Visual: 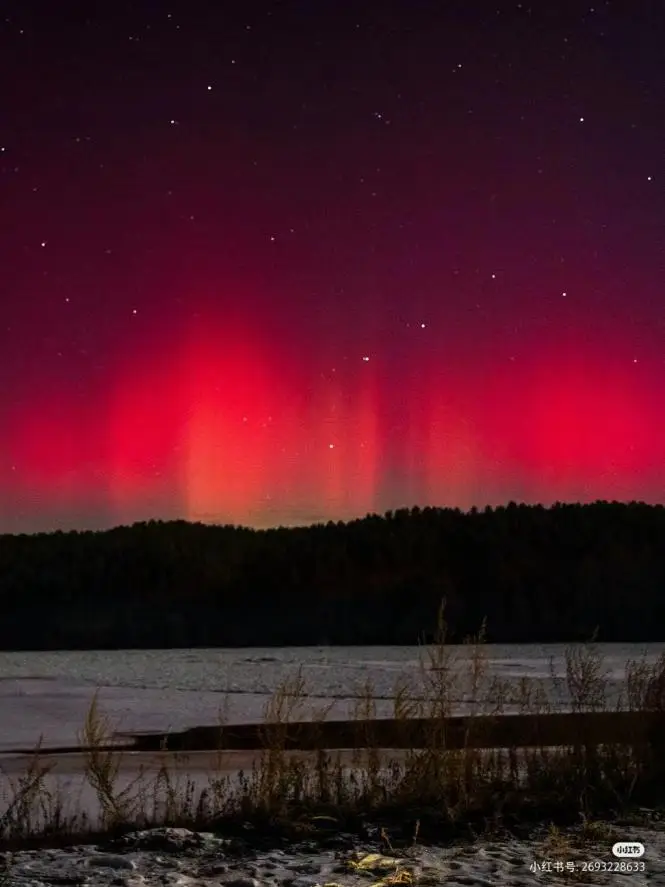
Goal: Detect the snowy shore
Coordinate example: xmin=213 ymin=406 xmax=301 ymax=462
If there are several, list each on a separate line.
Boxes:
xmin=3 ymin=823 xmax=665 ymax=887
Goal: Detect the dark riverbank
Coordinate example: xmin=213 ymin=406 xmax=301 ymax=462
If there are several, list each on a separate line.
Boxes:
xmin=1 ymin=500 xmax=664 ymax=650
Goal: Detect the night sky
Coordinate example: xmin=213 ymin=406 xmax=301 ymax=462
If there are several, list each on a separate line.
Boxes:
xmin=2 ymin=1 xmax=664 ymax=534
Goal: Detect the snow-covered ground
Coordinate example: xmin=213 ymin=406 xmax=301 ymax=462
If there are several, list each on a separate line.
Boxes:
xmin=3 ymin=823 xmax=665 ymax=886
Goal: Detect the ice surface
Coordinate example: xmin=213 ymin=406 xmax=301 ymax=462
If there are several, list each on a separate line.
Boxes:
xmin=1 ymin=642 xmax=663 ymax=752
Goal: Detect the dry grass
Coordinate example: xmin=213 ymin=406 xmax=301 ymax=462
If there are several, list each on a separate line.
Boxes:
xmin=1 ymin=605 xmax=665 ymax=851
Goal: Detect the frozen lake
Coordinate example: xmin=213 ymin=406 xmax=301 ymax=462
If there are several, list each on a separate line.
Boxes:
xmin=1 ymin=642 xmax=665 ymax=752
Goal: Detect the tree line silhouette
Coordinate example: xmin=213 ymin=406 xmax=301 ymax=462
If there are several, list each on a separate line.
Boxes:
xmin=0 ymin=500 xmax=663 ymax=650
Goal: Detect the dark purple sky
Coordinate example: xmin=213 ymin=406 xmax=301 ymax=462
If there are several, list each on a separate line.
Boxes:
xmin=2 ymin=1 xmax=665 ymax=533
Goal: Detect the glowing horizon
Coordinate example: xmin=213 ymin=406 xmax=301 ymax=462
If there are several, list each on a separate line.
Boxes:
xmin=3 ymin=307 xmax=665 ymax=536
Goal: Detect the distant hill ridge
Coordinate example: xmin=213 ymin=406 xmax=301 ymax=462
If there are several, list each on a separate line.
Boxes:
xmin=1 ymin=501 xmax=663 ymax=649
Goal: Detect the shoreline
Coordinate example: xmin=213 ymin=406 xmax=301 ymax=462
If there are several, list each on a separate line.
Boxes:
xmin=6 ymin=709 xmax=665 ymax=757
xmin=2 ymin=638 xmax=665 ymax=862
xmin=2 ymin=738 xmax=664 ymax=854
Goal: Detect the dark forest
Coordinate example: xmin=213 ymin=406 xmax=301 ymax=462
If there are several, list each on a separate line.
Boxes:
xmin=1 ymin=501 xmax=663 ymax=650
